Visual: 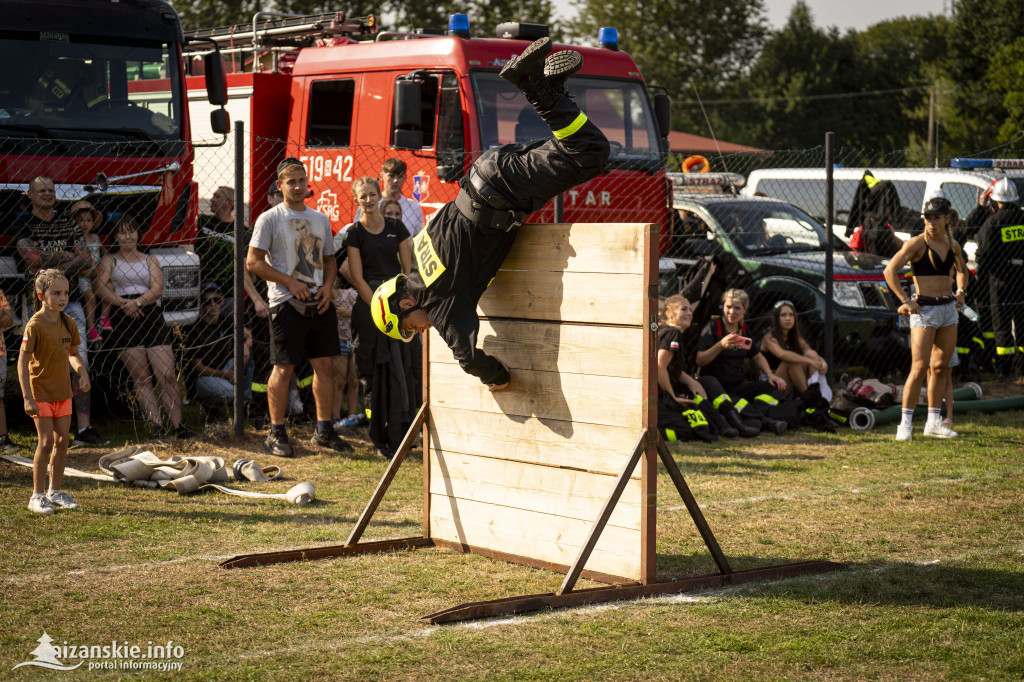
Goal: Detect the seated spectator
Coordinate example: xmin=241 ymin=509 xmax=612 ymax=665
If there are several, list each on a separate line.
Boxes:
xmin=93 ymin=215 xmax=195 ymax=439
xmin=184 ymin=282 xmax=254 ymax=420
xmin=695 ymin=288 xmax=789 ymax=435
xmin=759 ymin=300 xmax=828 ymax=397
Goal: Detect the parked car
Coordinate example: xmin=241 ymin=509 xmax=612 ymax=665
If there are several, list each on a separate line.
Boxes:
xmin=662 ymin=174 xmax=909 ymax=374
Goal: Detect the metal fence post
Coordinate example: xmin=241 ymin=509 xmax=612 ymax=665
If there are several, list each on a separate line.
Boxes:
xmin=233 ymin=120 xmax=245 ymax=437
xmin=824 ymin=132 xmax=834 ymax=378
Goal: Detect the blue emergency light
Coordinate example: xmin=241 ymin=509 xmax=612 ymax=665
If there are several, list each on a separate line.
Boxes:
xmin=950 ymin=158 xmax=994 ymax=168
xmin=598 ymin=27 xmax=618 ymax=50
xmin=448 ymin=13 xmax=470 ymax=38
xmin=950 ymin=158 xmax=1024 ymax=169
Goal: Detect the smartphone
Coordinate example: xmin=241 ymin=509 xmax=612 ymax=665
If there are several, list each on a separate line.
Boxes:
xmin=736 ymin=336 xmax=752 ymax=350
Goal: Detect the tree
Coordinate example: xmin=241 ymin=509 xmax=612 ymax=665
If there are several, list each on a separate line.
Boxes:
xmin=945 ymin=0 xmax=1024 ymax=152
xmin=566 ymin=0 xmax=768 ymax=138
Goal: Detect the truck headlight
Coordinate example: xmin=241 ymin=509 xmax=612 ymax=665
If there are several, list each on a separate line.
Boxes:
xmin=821 ymin=281 xmax=866 ymax=308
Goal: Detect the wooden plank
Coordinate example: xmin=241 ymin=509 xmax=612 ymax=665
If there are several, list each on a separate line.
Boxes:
xmin=429 ymin=406 xmax=642 ymax=477
xmin=501 ymin=223 xmax=647 ymax=274
xmin=641 ymin=222 xmax=658 ymax=584
xmin=428 ymin=362 xmax=643 ymax=428
xmin=477 ymin=271 xmax=644 ymax=325
xmin=428 ymin=450 xmax=642 ymax=530
xmin=428 ymin=321 xmax=643 ymax=379
xmin=429 ymin=495 xmax=641 ymax=580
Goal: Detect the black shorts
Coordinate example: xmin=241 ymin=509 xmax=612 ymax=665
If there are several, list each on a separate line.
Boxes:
xmin=106 ymin=303 xmax=172 ymax=349
xmin=269 ymin=299 xmax=340 ymax=366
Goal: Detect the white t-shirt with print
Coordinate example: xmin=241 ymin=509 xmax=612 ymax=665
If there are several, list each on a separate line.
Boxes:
xmin=250 ymin=203 xmax=334 ymax=306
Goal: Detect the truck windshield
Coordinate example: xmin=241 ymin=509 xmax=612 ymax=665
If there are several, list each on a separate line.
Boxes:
xmin=0 ymin=36 xmax=181 ymax=141
xmin=471 ymin=72 xmax=662 ymax=171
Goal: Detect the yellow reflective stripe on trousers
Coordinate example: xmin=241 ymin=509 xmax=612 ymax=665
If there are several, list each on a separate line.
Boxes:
xmin=996 ymin=347 xmax=1016 ymax=356
xmin=973 ymin=336 xmax=985 ymax=349
xmin=664 ymin=428 xmax=678 ymax=442
xmin=956 ymin=346 xmax=970 ymax=355
xmin=755 ymin=394 xmax=779 ymax=406
xmin=734 ymin=398 xmax=749 ymax=412
xmin=712 ymin=394 xmax=731 ymax=409
xmin=296 ymin=374 xmax=314 ymax=389
xmin=553 ymin=112 xmax=588 ymax=139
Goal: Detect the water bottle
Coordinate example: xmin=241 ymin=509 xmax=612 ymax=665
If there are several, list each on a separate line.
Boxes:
xmin=961 ymin=305 xmax=979 ymax=323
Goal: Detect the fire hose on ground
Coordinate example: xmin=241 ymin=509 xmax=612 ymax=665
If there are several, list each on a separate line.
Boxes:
xmin=848 ymin=383 xmax=1024 ymax=431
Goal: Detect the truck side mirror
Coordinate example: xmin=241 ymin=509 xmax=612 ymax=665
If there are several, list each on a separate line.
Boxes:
xmin=393 ymin=79 xmax=423 ymax=150
xmin=204 ymin=52 xmax=228 ymax=107
xmin=210 ymin=108 xmax=230 ymax=135
xmin=654 ymin=93 xmax=671 ymax=139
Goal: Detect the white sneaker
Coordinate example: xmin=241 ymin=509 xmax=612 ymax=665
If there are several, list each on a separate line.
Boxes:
xmin=923 ymin=421 xmax=958 ymax=439
xmin=28 ymin=493 xmax=54 ymax=515
xmin=47 ymin=490 xmax=79 ymax=510
xmin=895 ymin=424 xmax=913 ymax=442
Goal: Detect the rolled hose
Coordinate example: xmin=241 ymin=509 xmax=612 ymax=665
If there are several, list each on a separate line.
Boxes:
xmin=849 ymin=384 xmax=983 ymax=431
xmin=850 ymin=394 xmax=1024 ymax=431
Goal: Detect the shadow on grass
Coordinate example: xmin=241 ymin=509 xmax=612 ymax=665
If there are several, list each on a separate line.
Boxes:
xmin=655 ymin=552 xmax=1024 ymax=612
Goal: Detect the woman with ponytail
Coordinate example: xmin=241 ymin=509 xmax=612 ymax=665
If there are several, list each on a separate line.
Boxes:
xmin=883 ymin=193 xmax=970 ymax=441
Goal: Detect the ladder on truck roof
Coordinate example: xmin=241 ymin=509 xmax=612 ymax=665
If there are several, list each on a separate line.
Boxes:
xmin=183 ymin=12 xmax=376 ymax=71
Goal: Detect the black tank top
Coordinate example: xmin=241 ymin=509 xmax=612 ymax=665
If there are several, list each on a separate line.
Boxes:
xmin=911 ymin=240 xmax=955 ymax=277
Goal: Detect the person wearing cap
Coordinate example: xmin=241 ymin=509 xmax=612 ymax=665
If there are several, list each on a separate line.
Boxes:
xmin=15 ymin=175 xmax=108 ymax=446
xmin=976 ymin=178 xmax=1024 ymax=379
xmin=368 ymin=37 xmax=609 ymax=390
xmin=246 ymin=156 xmax=352 ymax=457
xmin=68 ymin=200 xmax=110 ymax=343
xmin=183 ymin=282 xmax=254 ymax=420
xmin=884 ymin=193 xmax=971 ymax=441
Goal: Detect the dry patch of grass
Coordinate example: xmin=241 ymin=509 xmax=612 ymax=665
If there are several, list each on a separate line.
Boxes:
xmin=2 ymin=407 xmax=1023 ymax=680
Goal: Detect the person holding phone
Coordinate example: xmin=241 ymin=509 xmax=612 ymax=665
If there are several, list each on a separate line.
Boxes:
xmin=695 ymin=288 xmax=789 ymax=435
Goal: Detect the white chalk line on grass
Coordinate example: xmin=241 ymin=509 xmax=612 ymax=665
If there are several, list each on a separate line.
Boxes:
xmin=665 ymin=468 xmax=1024 ymax=512
xmin=2 ymin=553 xmax=236 ymax=585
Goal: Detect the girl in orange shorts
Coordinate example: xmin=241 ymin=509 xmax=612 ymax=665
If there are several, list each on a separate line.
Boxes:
xmin=18 ymin=269 xmax=91 ymax=514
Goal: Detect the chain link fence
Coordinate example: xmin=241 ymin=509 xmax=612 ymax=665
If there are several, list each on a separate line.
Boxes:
xmin=4 ymin=132 xmax=1022 ymax=435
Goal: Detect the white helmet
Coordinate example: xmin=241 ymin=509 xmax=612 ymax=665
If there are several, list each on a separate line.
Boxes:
xmin=990 ymin=177 xmax=1018 ymax=203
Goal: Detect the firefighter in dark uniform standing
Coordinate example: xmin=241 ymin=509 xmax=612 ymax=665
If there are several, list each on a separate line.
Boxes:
xmin=977 ymin=178 xmax=1024 ymax=379
xmin=369 ymin=37 xmax=610 ymax=390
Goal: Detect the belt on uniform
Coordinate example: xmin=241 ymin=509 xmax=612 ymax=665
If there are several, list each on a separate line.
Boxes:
xmin=454 ymin=167 xmax=525 ymax=231
xmin=916 ymin=295 xmax=955 ymax=306
xmin=455 ymin=188 xmax=525 ymax=231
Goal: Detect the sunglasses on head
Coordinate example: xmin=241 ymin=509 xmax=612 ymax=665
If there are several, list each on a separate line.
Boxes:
xmin=774 ymin=300 xmax=795 ymax=309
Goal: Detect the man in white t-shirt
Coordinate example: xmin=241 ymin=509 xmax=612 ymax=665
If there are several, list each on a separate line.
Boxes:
xmin=247 ymin=157 xmax=352 ymax=457
xmin=353 ymin=158 xmax=425 ymax=236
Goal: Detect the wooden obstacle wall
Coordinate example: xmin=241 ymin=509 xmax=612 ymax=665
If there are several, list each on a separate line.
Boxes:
xmin=425 ymin=223 xmax=657 ymax=583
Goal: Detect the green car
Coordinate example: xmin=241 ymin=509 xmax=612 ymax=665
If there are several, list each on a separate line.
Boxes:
xmin=663 ymin=190 xmax=910 ymax=375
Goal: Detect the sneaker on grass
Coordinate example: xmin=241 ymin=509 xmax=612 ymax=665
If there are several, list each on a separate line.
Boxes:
xmin=264 ymin=431 xmax=294 ymax=457
xmin=895 ymin=424 xmax=912 ymax=442
xmin=73 ymin=426 xmax=109 ymax=446
xmin=28 ymin=493 xmax=54 ymax=515
xmin=923 ymin=421 xmax=958 ymax=439
xmin=47 ymin=490 xmax=79 ymax=510
xmin=311 ymin=431 xmax=353 ymax=452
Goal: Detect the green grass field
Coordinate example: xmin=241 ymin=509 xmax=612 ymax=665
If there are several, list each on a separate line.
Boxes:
xmin=2 ymin=402 xmax=1023 ymax=680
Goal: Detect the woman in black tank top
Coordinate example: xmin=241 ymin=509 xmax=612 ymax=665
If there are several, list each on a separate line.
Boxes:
xmin=760 ymin=300 xmax=827 ymax=397
xmin=883 ymin=195 xmax=970 ymax=442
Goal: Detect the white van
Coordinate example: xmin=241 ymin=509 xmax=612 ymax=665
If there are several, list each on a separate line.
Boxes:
xmin=744 ymin=160 xmax=1024 ymax=265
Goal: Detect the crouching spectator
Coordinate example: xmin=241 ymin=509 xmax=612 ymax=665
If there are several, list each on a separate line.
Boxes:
xmin=185 ymin=282 xmax=254 ymax=420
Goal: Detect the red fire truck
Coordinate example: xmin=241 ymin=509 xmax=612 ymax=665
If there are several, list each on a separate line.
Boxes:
xmin=181 ymin=13 xmax=671 ymax=235
xmin=0 ymin=0 xmax=227 ymax=325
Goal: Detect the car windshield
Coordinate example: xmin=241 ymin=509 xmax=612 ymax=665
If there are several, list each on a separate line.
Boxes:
xmin=703 ymin=201 xmax=828 ymax=254
xmin=0 ymin=36 xmax=181 ymax=140
xmin=471 ymin=72 xmax=662 ymax=171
